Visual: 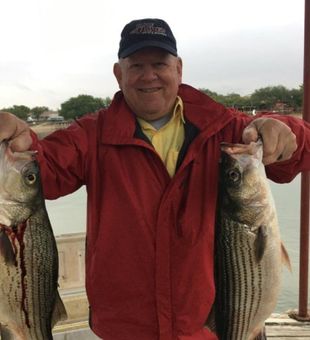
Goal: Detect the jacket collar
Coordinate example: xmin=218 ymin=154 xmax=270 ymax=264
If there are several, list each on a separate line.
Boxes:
xmin=99 ymin=84 xmax=236 ymax=145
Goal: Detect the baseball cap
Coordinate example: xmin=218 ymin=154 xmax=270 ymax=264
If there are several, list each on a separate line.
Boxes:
xmin=118 ymin=18 xmax=177 ymax=59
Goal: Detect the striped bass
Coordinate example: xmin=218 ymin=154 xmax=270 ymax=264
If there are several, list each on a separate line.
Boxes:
xmin=214 ymin=140 xmax=290 ymax=340
xmin=0 ymin=142 xmax=67 ymax=339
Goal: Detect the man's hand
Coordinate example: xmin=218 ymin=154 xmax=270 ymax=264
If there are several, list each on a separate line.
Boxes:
xmin=242 ymin=117 xmax=297 ymax=165
xmin=0 ymin=111 xmax=32 ymax=152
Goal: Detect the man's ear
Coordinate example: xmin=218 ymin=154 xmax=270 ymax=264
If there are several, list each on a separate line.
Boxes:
xmin=113 ymin=62 xmax=122 ymax=86
xmin=177 ymin=57 xmax=183 ymax=85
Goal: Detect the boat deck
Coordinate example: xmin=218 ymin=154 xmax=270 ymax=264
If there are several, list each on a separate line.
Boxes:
xmin=266 ymin=314 xmax=310 ymax=339
xmin=52 ymin=314 xmax=310 ymax=340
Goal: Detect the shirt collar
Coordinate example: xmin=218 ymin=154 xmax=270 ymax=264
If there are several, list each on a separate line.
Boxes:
xmin=137 ymin=96 xmax=185 ymax=131
xmin=173 ymin=96 xmax=185 ymax=123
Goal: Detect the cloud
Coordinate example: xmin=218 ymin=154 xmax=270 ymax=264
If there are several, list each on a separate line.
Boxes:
xmin=182 ymin=23 xmax=303 ymax=95
xmin=0 ymin=0 xmax=305 ymax=109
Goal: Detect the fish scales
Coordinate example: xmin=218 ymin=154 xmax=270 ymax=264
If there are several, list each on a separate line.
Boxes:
xmin=0 ymin=209 xmax=58 ymax=339
xmin=0 ymin=142 xmax=66 ymax=339
xmin=213 ymin=141 xmax=285 ymax=340
xmin=216 ymin=218 xmax=265 ymax=339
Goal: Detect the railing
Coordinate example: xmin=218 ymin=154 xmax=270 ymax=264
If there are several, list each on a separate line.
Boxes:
xmin=290 ymin=0 xmax=310 ymax=321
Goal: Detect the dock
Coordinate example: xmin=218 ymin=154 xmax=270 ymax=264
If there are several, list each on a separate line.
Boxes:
xmin=53 ymin=312 xmax=310 ymax=339
xmin=266 ymin=314 xmax=310 ymax=339
xmin=53 ymin=232 xmax=310 ymax=339
xmin=30 ymin=121 xmax=72 ymax=139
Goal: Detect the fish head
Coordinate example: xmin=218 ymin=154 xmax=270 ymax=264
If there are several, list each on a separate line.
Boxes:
xmin=0 ymin=142 xmax=41 ymax=226
xmin=219 ymin=141 xmax=270 ymax=223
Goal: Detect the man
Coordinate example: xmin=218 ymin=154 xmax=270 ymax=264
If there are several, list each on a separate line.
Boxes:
xmin=0 ymin=18 xmax=309 ymax=340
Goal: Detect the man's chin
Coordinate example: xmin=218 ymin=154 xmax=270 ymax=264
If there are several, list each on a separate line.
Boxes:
xmin=136 ymin=111 xmax=168 ymax=121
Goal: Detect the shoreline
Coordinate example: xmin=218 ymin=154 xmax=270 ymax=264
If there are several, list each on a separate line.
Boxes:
xmin=30 ymin=121 xmax=71 ymax=138
xmin=29 ymin=112 xmax=303 ymax=139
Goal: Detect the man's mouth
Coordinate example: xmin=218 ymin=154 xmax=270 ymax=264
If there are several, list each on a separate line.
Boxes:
xmin=138 ymin=87 xmax=161 ymax=93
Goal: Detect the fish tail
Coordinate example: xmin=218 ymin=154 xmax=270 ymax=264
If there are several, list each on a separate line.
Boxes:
xmin=281 ymin=242 xmax=292 ymax=272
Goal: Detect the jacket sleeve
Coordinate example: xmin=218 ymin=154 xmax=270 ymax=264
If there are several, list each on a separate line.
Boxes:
xmin=31 ymin=114 xmax=98 ymax=199
xmin=261 ymin=114 xmax=310 ymax=183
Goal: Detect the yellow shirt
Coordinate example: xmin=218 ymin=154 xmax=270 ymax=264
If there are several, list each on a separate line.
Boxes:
xmin=137 ymin=96 xmax=185 ymax=177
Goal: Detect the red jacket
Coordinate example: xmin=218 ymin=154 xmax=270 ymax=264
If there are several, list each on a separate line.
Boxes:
xmin=32 ymin=84 xmax=310 ymax=340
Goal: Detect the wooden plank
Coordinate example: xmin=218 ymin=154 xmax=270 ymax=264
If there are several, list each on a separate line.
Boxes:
xmin=267 ymin=338 xmax=310 ymax=340
xmin=266 ymin=326 xmax=310 ymax=336
xmin=265 ymin=313 xmax=310 ymax=338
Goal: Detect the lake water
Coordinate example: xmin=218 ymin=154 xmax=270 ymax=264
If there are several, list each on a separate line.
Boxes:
xmin=45 ymin=174 xmax=308 ymax=313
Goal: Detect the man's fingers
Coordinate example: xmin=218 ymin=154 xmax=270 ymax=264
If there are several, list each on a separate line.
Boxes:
xmin=262 ymin=130 xmax=297 ymax=165
xmin=242 ymin=124 xmax=259 ymax=144
xmin=0 ymin=112 xmax=18 ymax=141
xmin=0 ymin=111 xmax=32 ymax=152
xmin=9 ymin=133 xmax=33 ymax=152
xmin=242 ymin=117 xmax=297 ymax=165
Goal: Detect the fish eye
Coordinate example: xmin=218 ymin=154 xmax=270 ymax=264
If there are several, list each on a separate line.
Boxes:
xmin=226 ymin=169 xmax=241 ymax=183
xmin=25 ymin=173 xmax=37 ymax=185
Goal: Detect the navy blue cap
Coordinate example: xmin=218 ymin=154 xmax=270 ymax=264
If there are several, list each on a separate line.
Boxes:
xmin=118 ymin=18 xmax=177 ymax=59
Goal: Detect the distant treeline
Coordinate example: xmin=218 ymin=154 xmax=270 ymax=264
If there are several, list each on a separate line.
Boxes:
xmin=200 ymin=84 xmax=303 ymax=113
xmin=1 ymin=95 xmax=112 ymax=121
xmin=1 ymin=85 xmax=303 ymax=121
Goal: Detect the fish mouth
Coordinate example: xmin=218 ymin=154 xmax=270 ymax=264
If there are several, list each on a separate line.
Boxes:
xmin=0 ymin=141 xmax=37 ymax=171
xmin=220 ymin=140 xmax=263 ymax=170
xmin=220 ymin=140 xmax=263 ymax=156
xmin=0 ymin=140 xmax=9 ymax=157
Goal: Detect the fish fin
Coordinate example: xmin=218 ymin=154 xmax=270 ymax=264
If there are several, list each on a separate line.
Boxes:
xmin=250 ymin=325 xmax=267 ymax=340
xmin=0 ymin=229 xmax=16 ymax=266
xmin=0 ymin=324 xmax=15 ymax=340
xmin=0 ymin=323 xmax=26 ymax=340
xmin=254 ymin=225 xmax=268 ymax=263
xmin=51 ymin=290 xmax=68 ymax=328
xmin=281 ymin=242 xmax=292 ymax=272
xmin=204 ymin=305 xmax=216 ymax=332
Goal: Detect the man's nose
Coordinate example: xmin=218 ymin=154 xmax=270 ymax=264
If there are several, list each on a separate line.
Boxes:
xmin=141 ymin=65 xmax=158 ymax=81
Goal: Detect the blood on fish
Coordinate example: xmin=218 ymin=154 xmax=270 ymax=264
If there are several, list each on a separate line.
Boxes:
xmin=0 ymin=222 xmax=30 ymax=328
xmin=16 ymin=221 xmax=30 ymax=329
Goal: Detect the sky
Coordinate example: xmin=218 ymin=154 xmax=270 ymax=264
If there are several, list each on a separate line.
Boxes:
xmin=0 ymin=0 xmax=305 ymax=110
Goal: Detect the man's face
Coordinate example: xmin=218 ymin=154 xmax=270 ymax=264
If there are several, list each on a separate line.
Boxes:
xmin=113 ymin=47 xmax=182 ymax=121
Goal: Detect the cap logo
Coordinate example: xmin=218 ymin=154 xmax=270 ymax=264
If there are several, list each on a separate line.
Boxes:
xmin=130 ymin=23 xmax=167 ymax=36
xmin=118 ymin=19 xmax=177 ymax=58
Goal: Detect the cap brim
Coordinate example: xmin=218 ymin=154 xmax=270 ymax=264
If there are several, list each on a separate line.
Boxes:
xmin=119 ymin=40 xmax=177 ymax=58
